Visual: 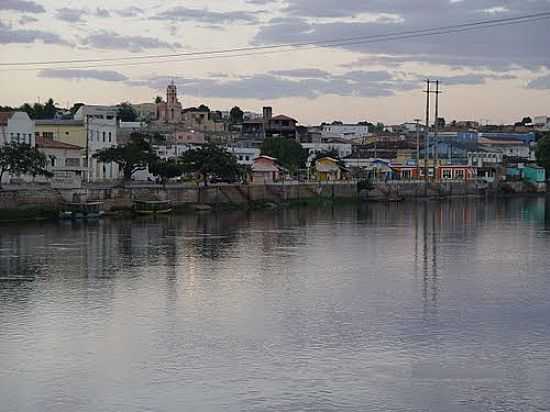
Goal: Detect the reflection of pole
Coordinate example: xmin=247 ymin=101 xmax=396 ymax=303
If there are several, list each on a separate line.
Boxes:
xmin=424 ymin=79 xmax=431 ymax=184
xmin=433 ymin=80 xmax=441 ymax=179
xmin=85 ymin=114 xmax=90 ymax=183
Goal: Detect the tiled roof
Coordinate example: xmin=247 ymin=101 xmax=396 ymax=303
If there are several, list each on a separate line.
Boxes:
xmin=36 ymin=136 xmax=82 ymax=150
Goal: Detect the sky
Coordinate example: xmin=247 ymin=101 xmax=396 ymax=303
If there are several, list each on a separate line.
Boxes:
xmin=0 ymin=0 xmax=549 ymax=125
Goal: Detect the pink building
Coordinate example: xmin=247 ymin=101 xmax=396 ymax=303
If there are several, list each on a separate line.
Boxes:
xmin=156 ymin=82 xmax=183 ymax=123
xmin=251 ymin=155 xmax=285 ymax=184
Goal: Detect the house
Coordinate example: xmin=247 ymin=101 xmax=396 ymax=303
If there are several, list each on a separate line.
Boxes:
xmin=315 ymin=157 xmax=346 ymax=181
xmin=182 ymin=107 xmax=224 ymax=132
xmin=173 ymin=130 xmax=207 ymax=145
xmin=303 ymin=142 xmax=352 ymax=166
xmin=478 ymin=137 xmax=531 ymax=160
xmin=227 ymin=146 xmax=260 ymax=166
xmin=250 ymin=155 xmax=285 ymax=184
xmin=321 ymin=123 xmax=369 ymax=140
xmin=522 ymin=165 xmax=546 ymax=185
xmin=35 ymin=119 xmax=85 ymax=148
xmin=36 ymin=136 xmax=86 ymax=187
xmin=437 ymin=165 xmax=477 ymax=181
xmin=0 ymin=111 xmax=35 ymax=146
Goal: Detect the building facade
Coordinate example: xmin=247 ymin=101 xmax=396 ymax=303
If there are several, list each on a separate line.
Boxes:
xmin=156 ymin=83 xmax=183 ymax=123
xmin=0 ymin=111 xmax=35 ymax=146
xmin=321 ymin=123 xmax=369 ymax=140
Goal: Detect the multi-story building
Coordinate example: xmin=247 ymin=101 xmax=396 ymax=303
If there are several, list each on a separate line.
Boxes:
xmin=74 ymin=105 xmax=119 ymax=181
xmin=156 ymin=82 xmax=183 ymax=123
xmin=227 ymin=146 xmax=260 ymax=166
xmin=321 ymin=123 xmax=369 ymax=140
xmin=134 ymin=103 xmax=157 ymax=121
xmin=302 ymin=142 xmax=352 ymax=167
xmin=35 ymin=119 xmax=85 ymax=147
xmin=35 ymin=136 xmax=86 ymax=187
xmin=181 ymin=108 xmax=225 ymax=132
xmin=0 ymin=111 xmax=35 ymax=146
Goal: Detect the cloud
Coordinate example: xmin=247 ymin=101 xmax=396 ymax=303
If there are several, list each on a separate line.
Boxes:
xmin=114 ymin=7 xmax=144 ymax=17
xmin=39 ymin=69 xmax=128 ymax=82
xmin=82 ymin=31 xmax=182 ymax=52
xmin=269 ymin=68 xmax=332 ymax=78
xmin=0 ymin=0 xmax=44 ymax=13
xmin=56 ymin=8 xmax=86 ymax=23
xmin=131 ymin=69 xmax=422 ymax=100
xmin=0 ymin=26 xmax=68 ymax=45
xmin=254 ymin=0 xmax=550 ymax=71
xmin=153 ymin=6 xmax=258 ymax=24
xmin=527 ymin=74 xmax=550 ymax=90
xmin=95 ymin=8 xmax=110 ymax=18
xmin=18 ymin=15 xmax=39 ymax=25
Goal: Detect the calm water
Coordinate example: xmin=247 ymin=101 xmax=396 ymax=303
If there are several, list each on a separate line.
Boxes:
xmin=1 ymin=198 xmax=550 ymax=412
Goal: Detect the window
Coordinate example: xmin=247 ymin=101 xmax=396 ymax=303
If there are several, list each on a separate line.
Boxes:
xmin=16 ymin=133 xmax=20 ymax=142
xmin=454 ymin=169 xmax=465 ymax=180
xmin=97 ymin=130 xmax=100 ymax=141
xmin=106 ymin=115 xmax=114 ymax=120
xmin=65 ymin=158 xmax=80 ymax=167
xmin=442 ymin=169 xmax=452 ymax=180
xmin=108 ymin=132 xmax=112 ymax=143
xmin=65 ymin=131 xmax=69 ymax=135
xmin=102 ymin=132 xmax=106 ymax=142
xmin=51 ymin=157 xmax=56 ymax=167
xmin=245 ymin=156 xmax=250 ymax=161
xmin=44 ymin=132 xmax=54 ymax=139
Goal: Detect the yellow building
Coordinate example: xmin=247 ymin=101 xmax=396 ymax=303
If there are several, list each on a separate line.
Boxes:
xmin=315 ymin=157 xmax=345 ymax=181
xmin=35 ymin=120 xmax=86 ymax=147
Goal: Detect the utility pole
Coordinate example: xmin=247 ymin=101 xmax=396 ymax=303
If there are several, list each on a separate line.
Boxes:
xmin=433 ymin=80 xmax=442 ymax=179
xmin=414 ymin=118 xmax=421 ymax=180
xmin=424 ymin=79 xmax=431 ymax=182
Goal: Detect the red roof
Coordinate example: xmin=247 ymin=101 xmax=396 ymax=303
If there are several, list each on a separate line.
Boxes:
xmin=0 ymin=112 xmax=15 ymax=126
xmin=36 ymin=136 xmax=82 ymax=150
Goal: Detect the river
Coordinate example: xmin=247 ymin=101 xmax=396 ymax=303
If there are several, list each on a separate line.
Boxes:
xmin=1 ymin=197 xmax=550 ymax=411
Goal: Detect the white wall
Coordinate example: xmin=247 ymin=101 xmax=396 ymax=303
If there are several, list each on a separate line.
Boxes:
xmin=321 ymin=124 xmax=369 ymax=139
xmin=1 ymin=112 xmax=35 ymax=146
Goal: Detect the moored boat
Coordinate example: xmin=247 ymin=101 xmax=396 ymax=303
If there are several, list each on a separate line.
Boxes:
xmin=59 ymin=201 xmax=105 ymax=220
xmin=133 ymin=200 xmax=172 ymax=215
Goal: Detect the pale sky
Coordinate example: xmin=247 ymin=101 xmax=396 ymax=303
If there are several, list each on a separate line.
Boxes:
xmin=1 ymin=0 xmax=549 ymax=125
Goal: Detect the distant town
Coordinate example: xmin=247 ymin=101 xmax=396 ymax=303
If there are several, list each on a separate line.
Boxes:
xmin=1 ymin=81 xmax=549 ymax=192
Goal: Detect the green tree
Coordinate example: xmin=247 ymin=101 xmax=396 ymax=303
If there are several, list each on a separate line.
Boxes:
xmin=260 ymin=137 xmax=307 ymax=174
xmin=149 ymin=159 xmax=184 ymax=184
xmin=43 ymin=98 xmax=57 ymax=119
xmin=69 ymin=102 xmax=85 ymax=116
xmin=229 ymin=106 xmax=244 ymax=124
xmin=0 ymin=143 xmax=51 ymax=188
xmin=198 ymin=104 xmax=210 ymax=112
xmin=154 ymin=96 xmax=163 ymax=104
xmin=93 ymin=135 xmax=158 ymax=181
xmin=535 ymin=133 xmax=550 ymax=174
xmin=179 ymin=144 xmax=240 ymax=186
xmin=117 ymin=102 xmax=138 ymax=122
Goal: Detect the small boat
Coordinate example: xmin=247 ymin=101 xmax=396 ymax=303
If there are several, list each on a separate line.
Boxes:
xmin=133 ymin=200 xmax=173 ymax=215
xmin=60 ymin=201 xmax=105 ymax=220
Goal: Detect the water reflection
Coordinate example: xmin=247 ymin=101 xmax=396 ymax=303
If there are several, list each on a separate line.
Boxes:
xmin=1 ymin=198 xmax=550 ymax=411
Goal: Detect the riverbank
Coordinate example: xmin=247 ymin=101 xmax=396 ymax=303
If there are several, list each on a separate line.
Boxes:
xmin=0 ymin=180 xmax=546 ymax=223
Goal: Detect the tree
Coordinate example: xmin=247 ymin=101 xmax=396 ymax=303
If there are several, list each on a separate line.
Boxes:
xmin=260 ymin=137 xmax=307 ymax=174
xmin=149 ymin=159 xmax=184 ymax=184
xmin=229 ymin=106 xmax=244 ymax=124
xmin=0 ymin=143 xmax=51 ymax=188
xmin=26 ymin=147 xmax=53 ymax=181
xmin=154 ymin=96 xmax=163 ymax=104
xmin=535 ymin=133 xmax=550 ymax=174
xmin=69 ymin=102 xmax=85 ymax=115
xmin=198 ymin=104 xmax=210 ymax=112
xmin=43 ymin=98 xmax=57 ymax=119
xmin=93 ymin=135 xmax=158 ymax=181
xmin=117 ymin=102 xmax=138 ymax=122
xmin=179 ymin=144 xmax=240 ymax=186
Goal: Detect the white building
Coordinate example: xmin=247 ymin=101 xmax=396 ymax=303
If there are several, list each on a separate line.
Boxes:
xmin=75 ymin=105 xmax=120 ymax=181
xmin=0 ymin=111 xmax=35 ymax=146
xmin=36 ymin=136 xmax=86 ymax=188
xmin=227 ymin=146 xmax=260 ymax=166
xmin=533 ymin=116 xmax=550 ymax=131
xmin=302 ymin=142 xmax=352 ymax=167
xmin=321 ymin=124 xmax=369 ymax=140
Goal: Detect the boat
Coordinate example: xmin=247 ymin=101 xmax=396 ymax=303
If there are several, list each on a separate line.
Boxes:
xmin=133 ymin=200 xmax=173 ymax=215
xmin=60 ymin=201 xmax=105 ymax=220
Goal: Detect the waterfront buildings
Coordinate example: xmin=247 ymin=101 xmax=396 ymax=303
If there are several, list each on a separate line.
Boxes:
xmin=0 ymin=111 xmax=35 ymax=146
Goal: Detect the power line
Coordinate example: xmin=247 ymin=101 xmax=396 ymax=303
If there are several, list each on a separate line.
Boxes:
xmin=5 ymin=15 xmax=550 ymax=75
xmin=0 ymin=11 xmax=548 ymax=70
